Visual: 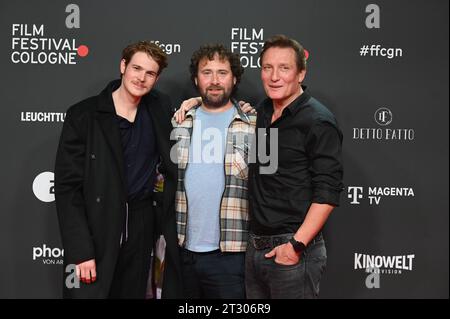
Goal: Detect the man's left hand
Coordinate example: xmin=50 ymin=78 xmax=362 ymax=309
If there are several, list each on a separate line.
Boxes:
xmin=265 ymin=243 xmax=300 ymax=265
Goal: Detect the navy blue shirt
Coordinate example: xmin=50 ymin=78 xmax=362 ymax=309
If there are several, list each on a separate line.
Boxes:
xmin=116 ymin=104 xmax=159 ymax=201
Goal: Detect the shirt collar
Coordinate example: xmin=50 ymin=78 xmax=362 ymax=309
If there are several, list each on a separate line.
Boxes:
xmin=185 ymin=99 xmax=252 ymax=124
xmin=262 ymin=85 xmax=311 ymax=119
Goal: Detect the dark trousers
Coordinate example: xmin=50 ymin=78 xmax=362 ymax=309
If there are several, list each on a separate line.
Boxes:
xmin=246 ymin=232 xmax=327 ymax=299
xmin=109 ymin=198 xmax=155 ymax=299
xmin=180 ymin=248 xmax=246 ymax=299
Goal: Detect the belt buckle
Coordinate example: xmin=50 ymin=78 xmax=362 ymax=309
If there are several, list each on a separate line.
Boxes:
xmin=253 ymin=237 xmax=269 ymax=250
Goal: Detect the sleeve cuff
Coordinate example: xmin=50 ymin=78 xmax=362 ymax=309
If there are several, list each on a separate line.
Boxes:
xmin=312 ymin=187 xmax=343 ymax=207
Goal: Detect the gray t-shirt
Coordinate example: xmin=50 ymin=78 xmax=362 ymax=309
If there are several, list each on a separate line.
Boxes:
xmin=184 ymin=105 xmax=235 ymax=252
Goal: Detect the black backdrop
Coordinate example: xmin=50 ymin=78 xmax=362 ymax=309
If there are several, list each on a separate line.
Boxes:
xmin=0 ymin=0 xmax=448 ymax=298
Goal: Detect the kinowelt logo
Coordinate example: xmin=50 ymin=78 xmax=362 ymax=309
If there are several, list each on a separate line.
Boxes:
xmin=355 ymin=251 xmax=415 ymax=289
xmin=355 ymin=252 xmax=415 ymax=275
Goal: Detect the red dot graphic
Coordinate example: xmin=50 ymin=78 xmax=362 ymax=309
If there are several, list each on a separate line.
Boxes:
xmin=77 ymin=45 xmax=89 ymax=57
xmin=304 ymin=49 xmax=309 ymax=60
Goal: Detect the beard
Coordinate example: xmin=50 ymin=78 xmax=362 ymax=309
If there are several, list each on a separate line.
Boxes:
xmin=200 ymin=85 xmax=232 ymax=108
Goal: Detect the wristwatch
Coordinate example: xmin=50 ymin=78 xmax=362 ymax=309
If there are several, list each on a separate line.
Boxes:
xmin=289 ymin=237 xmax=306 ymax=254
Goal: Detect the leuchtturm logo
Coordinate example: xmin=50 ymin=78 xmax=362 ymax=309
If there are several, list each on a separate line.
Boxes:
xmin=32 ymin=171 xmax=55 ymax=202
xmin=11 ymin=4 xmax=88 ymax=65
xmin=347 ymin=186 xmax=415 ymax=205
xmin=353 ymin=108 xmax=415 ymax=141
xmin=20 ymin=112 xmax=66 ymax=123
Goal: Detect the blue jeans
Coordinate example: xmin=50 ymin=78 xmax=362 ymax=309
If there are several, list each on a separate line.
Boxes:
xmin=180 ymin=248 xmax=246 ymax=299
xmin=245 ymin=233 xmax=327 ymax=299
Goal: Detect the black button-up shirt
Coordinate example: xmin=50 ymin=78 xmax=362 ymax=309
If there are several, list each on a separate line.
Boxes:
xmin=249 ymin=90 xmax=344 ymax=235
xmin=116 ymin=104 xmax=159 ymax=201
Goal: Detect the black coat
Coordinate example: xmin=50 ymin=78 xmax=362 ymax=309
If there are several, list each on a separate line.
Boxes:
xmin=55 ymin=80 xmax=182 ymax=298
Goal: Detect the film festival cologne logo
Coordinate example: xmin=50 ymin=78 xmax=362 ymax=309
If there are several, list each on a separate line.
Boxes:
xmin=13 ymin=5 xmax=81 ymax=124
xmin=230 ymin=27 xmax=310 ymax=69
xmin=11 ymin=5 xmax=88 ymax=65
xmin=11 ymin=4 xmax=181 ymax=65
xmin=230 ymin=27 xmax=264 ymax=69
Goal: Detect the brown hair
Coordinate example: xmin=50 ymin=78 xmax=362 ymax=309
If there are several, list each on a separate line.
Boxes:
xmin=121 ymin=41 xmax=168 ymax=75
xmin=190 ymin=43 xmax=244 ymax=95
xmin=260 ymin=34 xmax=306 ymax=71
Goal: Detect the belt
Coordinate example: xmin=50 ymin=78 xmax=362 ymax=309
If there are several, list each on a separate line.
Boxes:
xmin=249 ymin=232 xmax=323 ymax=250
xmin=180 ymin=248 xmax=221 ymax=255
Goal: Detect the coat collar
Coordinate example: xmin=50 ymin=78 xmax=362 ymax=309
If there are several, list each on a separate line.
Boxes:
xmin=97 ymin=79 xmax=121 ymax=113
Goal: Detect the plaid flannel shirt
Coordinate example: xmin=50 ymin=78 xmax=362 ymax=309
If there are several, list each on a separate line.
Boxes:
xmin=171 ymin=104 xmax=256 ymax=252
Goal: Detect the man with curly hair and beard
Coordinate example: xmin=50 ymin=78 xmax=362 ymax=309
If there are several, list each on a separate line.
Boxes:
xmin=171 ymin=44 xmax=256 ymax=298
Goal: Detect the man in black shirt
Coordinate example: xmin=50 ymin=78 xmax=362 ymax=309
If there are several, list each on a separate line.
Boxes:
xmin=246 ymin=35 xmax=344 ymax=299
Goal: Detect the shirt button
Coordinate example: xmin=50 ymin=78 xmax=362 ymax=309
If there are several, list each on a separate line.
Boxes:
xmin=91 ymin=154 xmax=96 ymax=160
xmin=96 ymin=197 xmax=101 ymax=203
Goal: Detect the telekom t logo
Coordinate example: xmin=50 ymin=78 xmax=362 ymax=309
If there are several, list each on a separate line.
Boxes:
xmin=348 ymin=186 xmax=364 ymax=204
